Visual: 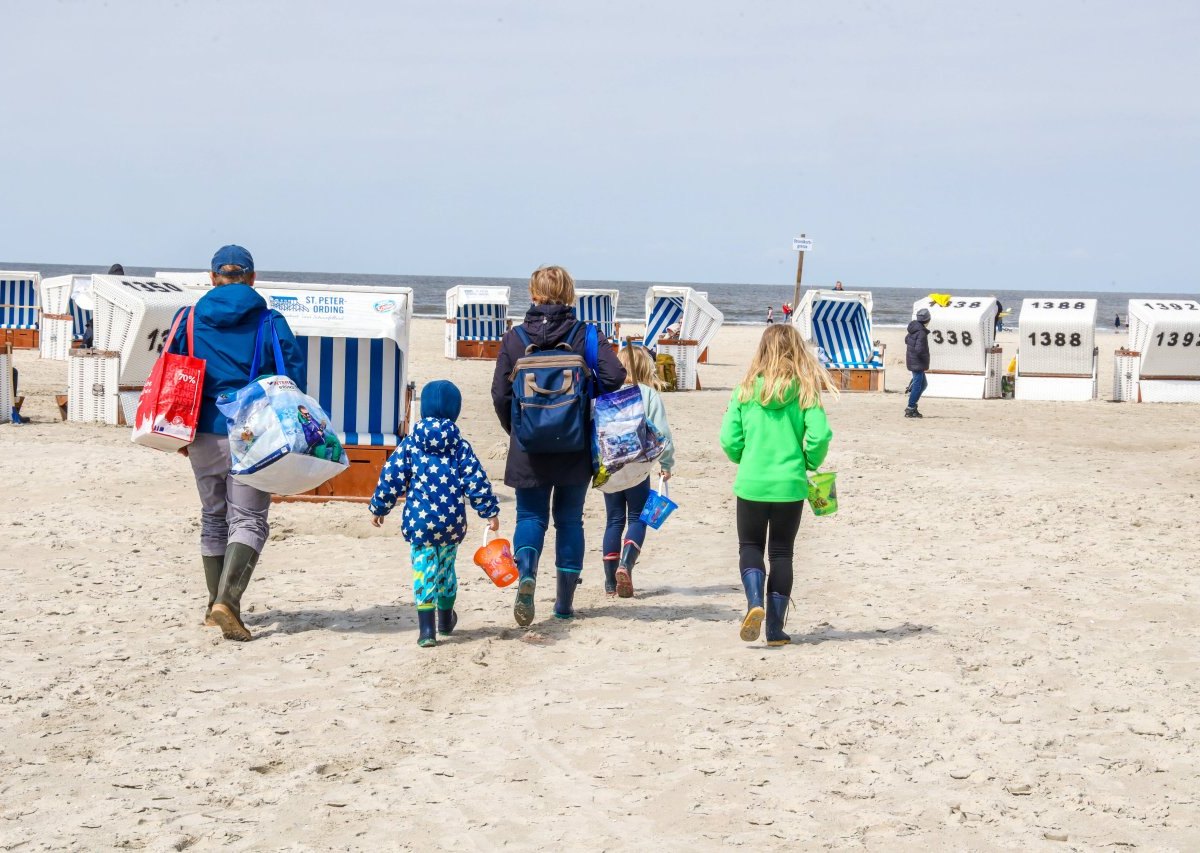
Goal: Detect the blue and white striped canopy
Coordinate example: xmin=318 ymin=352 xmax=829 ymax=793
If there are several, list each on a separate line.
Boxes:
xmin=72 ymin=303 xmax=92 ymax=340
xmin=0 ymin=277 xmax=39 ymax=330
xmin=812 ymin=300 xmax=880 ymax=368
xmin=455 ymin=302 xmax=507 ymax=341
xmin=576 ymin=294 xmax=616 ymax=338
xmin=299 ymin=336 xmax=405 ymax=447
xmin=645 ymin=297 xmax=684 ymax=349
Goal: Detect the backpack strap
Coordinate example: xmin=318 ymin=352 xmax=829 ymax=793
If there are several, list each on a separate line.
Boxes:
xmin=513 ymin=324 xmax=534 ymax=354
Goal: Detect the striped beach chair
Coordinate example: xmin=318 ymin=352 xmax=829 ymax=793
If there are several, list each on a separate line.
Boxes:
xmin=0 ymin=272 xmax=42 ymax=350
xmin=809 ymin=298 xmax=881 ymax=368
xmin=445 ymin=285 xmax=510 ymax=359
xmin=796 ymin=290 xmax=885 ymax=392
xmin=574 ymin=289 xmax=620 ymax=341
xmin=299 ymin=336 xmax=408 ymax=447
xmin=643 ymin=287 xmax=724 ymax=391
xmin=259 ymin=281 xmax=415 ymax=501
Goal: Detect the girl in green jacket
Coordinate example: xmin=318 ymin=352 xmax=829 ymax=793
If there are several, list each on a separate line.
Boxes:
xmin=719 ymin=324 xmax=835 ymax=646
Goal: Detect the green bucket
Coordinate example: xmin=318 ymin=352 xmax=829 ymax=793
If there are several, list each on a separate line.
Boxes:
xmin=807 ymin=471 xmax=838 ymax=517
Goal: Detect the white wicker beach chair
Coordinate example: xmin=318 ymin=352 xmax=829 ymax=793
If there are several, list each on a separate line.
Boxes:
xmin=1120 ymin=298 xmax=1200 ymax=403
xmin=911 ymin=296 xmax=1001 ymax=399
xmin=1015 ymin=299 xmax=1098 ymax=401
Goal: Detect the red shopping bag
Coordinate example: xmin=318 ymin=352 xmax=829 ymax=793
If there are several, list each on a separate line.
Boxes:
xmin=131 ymin=307 xmax=206 ymax=452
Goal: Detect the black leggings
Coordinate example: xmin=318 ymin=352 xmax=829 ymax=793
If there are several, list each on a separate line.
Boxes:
xmin=736 ymin=497 xmax=804 ymax=597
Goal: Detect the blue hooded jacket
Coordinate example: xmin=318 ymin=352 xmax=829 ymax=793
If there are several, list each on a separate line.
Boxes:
xmin=368 ymin=418 xmax=500 ymax=546
xmin=168 ymin=284 xmax=307 ymax=435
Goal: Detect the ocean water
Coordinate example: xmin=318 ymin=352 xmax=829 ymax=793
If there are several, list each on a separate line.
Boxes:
xmin=8 ymin=262 xmax=1196 ymax=330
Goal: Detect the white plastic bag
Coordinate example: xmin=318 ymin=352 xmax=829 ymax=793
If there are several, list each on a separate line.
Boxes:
xmin=217 ymin=373 xmax=348 ymax=495
xmin=217 ymin=313 xmax=350 ymax=495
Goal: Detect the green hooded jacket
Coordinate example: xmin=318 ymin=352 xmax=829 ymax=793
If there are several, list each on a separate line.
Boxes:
xmin=719 ymin=378 xmax=832 ymax=502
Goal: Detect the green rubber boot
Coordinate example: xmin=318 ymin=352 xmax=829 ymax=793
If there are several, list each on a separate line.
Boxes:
xmin=203 ymin=554 xmax=224 ymax=626
xmin=210 ymin=543 xmax=259 ymax=642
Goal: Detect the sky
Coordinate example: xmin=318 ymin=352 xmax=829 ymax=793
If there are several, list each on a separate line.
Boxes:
xmin=1 ymin=0 xmax=1197 ymax=292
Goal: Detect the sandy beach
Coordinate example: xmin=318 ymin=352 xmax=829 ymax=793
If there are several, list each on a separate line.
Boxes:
xmin=2 ymin=318 xmax=1198 ymax=851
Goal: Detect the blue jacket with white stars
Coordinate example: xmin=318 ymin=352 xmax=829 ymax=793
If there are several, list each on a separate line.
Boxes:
xmin=368 ymin=417 xmax=500 ymax=546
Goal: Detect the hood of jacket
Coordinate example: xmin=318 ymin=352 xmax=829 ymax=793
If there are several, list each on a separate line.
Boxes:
xmin=411 ymin=417 xmax=462 ymax=455
xmin=744 ymin=377 xmax=802 ymax=410
xmin=518 ymin=303 xmax=578 ymax=349
xmin=195 ymin=283 xmax=267 ymax=329
xmin=906 ymin=320 xmax=927 ymax=335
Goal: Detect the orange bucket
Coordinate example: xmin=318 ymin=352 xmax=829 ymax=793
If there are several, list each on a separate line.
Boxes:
xmin=474 ymin=529 xmax=518 ymax=587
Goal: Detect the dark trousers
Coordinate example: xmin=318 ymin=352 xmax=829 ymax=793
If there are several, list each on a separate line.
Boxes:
xmin=736 ymin=497 xmax=804 ymax=597
xmin=602 ymin=477 xmax=652 ymax=557
xmin=907 ymin=370 xmax=927 ymax=409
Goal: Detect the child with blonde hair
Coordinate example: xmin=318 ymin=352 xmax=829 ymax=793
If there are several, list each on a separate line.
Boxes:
xmin=719 ymin=324 xmax=835 ymax=645
xmin=601 ymin=345 xmax=675 ymax=598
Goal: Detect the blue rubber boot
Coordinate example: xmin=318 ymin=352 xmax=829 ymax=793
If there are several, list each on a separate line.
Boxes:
xmin=436 ymin=596 xmax=457 ymax=635
xmin=554 ymin=570 xmax=581 ymax=619
xmin=417 ymin=609 xmax=437 ymax=647
xmin=765 ymin=592 xmax=792 ymax=646
xmin=739 ymin=568 xmax=766 ymax=642
xmin=513 ymin=547 xmax=538 ymax=628
xmin=602 ymin=554 xmax=619 ymax=596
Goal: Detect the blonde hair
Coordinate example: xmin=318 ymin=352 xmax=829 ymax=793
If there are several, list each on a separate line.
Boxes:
xmin=618 ymin=345 xmax=664 ymax=390
xmin=736 ymin=323 xmax=838 ymax=408
xmin=529 ymin=265 xmax=575 ymax=306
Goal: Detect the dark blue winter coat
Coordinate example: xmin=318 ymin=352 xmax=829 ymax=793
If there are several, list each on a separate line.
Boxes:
xmin=167 ymin=284 xmax=307 ymax=435
xmin=368 ymin=418 xmax=500 ymax=546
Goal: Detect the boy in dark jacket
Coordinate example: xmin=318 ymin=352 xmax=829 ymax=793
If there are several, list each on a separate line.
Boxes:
xmin=369 ymin=380 xmax=500 ymax=647
xmin=904 ymin=308 xmax=931 ymax=418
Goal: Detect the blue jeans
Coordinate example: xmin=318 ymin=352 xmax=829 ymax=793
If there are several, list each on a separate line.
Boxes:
xmin=602 ymin=477 xmax=652 ymax=558
xmin=514 ymin=483 xmax=589 ymax=574
xmin=907 ymin=370 xmax=927 ymax=409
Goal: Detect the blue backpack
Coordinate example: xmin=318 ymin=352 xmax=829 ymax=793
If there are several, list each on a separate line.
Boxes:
xmin=510 ymin=321 xmax=599 ymax=454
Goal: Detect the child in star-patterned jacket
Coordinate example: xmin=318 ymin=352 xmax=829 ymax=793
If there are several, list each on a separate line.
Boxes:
xmin=369 ymin=381 xmax=500 ymax=647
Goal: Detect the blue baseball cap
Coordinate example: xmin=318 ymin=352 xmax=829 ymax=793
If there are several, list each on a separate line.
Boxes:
xmin=211 ymin=244 xmax=254 ymax=273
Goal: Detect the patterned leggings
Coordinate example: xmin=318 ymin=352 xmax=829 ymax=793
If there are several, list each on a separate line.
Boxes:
xmin=411 ymin=543 xmax=459 ymax=611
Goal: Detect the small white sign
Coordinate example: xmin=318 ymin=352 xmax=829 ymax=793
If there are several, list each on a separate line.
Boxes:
xmin=792 ymin=237 xmax=813 ymax=252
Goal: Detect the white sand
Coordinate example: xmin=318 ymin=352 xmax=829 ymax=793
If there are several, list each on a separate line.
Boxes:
xmin=1 ymin=319 xmax=1198 ymax=850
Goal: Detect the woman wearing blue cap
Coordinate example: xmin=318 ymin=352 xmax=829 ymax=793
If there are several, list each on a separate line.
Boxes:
xmin=167 ymin=245 xmax=307 ymax=641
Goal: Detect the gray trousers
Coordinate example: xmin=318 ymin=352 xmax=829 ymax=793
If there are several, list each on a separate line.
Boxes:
xmin=188 ymin=432 xmax=271 ymax=556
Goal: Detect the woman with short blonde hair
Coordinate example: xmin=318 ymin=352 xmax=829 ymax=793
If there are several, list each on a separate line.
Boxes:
xmin=491 ymin=265 xmax=626 ymax=626
xmin=528 ymin=265 xmax=575 ymax=306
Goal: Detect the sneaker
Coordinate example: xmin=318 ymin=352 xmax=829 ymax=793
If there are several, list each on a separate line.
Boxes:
xmin=904 ymin=407 xmax=923 ymax=419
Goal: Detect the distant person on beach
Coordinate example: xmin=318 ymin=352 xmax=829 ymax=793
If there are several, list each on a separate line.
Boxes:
xmin=781 ymin=302 xmax=793 ymax=322
xmin=833 ymin=281 xmax=844 ymax=291
xmin=491 ymin=265 xmax=625 ymax=626
xmin=720 ymin=324 xmax=835 ymax=646
xmin=904 ymin=308 xmax=931 ymax=419
xmin=994 ymin=300 xmax=1004 ymax=334
xmin=1115 ymin=315 xmax=1121 ymax=329
xmin=369 ymin=380 xmax=500 ymax=647
xmin=167 ymin=245 xmax=306 ymax=641
xmin=766 ymin=305 xmax=774 ymax=324
xmin=600 ymin=345 xmax=675 ymax=599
